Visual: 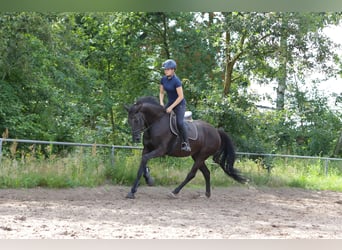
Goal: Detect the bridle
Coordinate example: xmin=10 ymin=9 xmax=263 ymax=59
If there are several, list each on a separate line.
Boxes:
xmin=131 ymin=112 xmax=151 ymax=135
xmin=130 ymin=109 xmax=164 ymax=135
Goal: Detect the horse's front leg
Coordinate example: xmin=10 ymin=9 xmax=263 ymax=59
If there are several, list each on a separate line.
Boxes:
xmin=126 ymin=148 xmax=165 ymax=199
xmin=126 ymin=161 xmax=145 ymax=199
xmin=143 ymin=166 xmax=154 ymax=186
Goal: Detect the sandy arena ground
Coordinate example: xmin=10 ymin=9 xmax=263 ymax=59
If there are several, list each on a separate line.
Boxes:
xmin=0 ymin=185 xmax=341 ymax=239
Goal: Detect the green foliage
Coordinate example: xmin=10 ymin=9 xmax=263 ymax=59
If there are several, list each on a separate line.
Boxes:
xmin=0 ymin=12 xmax=341 ymax=158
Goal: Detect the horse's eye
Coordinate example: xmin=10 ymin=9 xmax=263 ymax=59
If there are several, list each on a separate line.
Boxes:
xmin=134 ymin=116 xmax=139 ymax=124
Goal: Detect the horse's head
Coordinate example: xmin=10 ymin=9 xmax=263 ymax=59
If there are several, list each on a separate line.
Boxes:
xmin=125 ymin=97 xmax=166 ymax=143
xmin=125 ymin=103 xmax=145 ymax=143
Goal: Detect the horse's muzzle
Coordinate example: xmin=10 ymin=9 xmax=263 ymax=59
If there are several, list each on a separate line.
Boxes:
xmin=133 ymin=137 xmax=141 ymax=143
xmin=132 ymin=133 xmax=141 ymax=143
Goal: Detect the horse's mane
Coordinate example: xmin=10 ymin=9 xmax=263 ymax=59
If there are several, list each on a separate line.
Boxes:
xmin=136 ymin=96 xmax=160 ymax=106
xmin=135 ymin=96 xmax=165 ymax=114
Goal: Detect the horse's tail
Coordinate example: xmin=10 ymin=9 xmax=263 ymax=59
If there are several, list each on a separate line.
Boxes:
xmin=213 ymin=129 xmax=247 ymax=184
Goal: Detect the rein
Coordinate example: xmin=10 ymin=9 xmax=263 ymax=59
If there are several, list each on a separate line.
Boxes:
xmin=133 ymin=110 xmax=165 ymax=134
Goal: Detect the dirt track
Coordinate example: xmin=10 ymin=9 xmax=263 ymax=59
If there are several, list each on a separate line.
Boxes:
xmin=0 ymin=185 xmax=341 ymax=239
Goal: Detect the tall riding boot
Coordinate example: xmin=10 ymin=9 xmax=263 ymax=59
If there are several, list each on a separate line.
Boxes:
xmin=179 ymin=126 xmax=191 ymax=152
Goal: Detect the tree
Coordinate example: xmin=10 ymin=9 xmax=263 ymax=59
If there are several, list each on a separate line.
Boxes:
xmin=334 ymin=131 xmax=342 ymax=157
xmin=1 ymin=12 xmax=341 ymax=157
xmin=258 ymin=13 xmax=341 ymax=110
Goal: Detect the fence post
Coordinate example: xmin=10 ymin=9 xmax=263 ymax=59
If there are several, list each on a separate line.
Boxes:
xmin=0 ymin=138 xmax=2 ymax=164
xmin=111 ymin=145 xmax=115 ymax=168
xmin=324 ymin=159 xmax=329 ymax=176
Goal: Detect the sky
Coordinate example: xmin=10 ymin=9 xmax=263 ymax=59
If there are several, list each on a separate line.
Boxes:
xmin=317 ymin=24 xmax=342 ymax=94
xmin=249 ymin=24 xmax=342 ymax=109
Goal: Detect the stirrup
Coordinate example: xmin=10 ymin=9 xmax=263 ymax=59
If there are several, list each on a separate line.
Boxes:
xmin=181 ymin=142 xmax=191 ymax=152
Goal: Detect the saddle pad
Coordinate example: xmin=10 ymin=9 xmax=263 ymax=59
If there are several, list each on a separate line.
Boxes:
xmin=170 ymin=112 xmax=198 ymax=140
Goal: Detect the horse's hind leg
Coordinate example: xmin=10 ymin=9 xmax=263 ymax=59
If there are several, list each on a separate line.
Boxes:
xmin=172 ymin=163 xmax=199 ymax=196
xmin=172 ymin=158 xmax=207 ymax=196
xmin=199 ymin=163 xmax=211 ymax=198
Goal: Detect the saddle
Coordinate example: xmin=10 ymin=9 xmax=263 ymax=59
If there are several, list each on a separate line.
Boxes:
xmin=170 ymin=111 xmax=198 ymax=140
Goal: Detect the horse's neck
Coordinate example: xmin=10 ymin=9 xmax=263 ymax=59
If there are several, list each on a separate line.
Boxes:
xmin=141 ymin=103 xmax=165 ymax=125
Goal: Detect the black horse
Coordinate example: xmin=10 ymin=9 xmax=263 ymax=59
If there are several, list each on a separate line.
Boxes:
xmin=125 ymin=96 xmax=247 ymax=199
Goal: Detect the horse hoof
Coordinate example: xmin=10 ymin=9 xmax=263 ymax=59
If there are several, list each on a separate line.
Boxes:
xmin=147 ymin=177 xmax=155 ymax=186
xmin=167 ymin=192 xmax=178 ymax=199
xmin=205 ymin=192 xmax=211 ymax=198
xmin=126 ymin=192 xmax=135 ymax=199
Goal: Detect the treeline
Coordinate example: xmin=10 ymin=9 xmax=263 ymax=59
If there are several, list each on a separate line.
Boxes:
xmin=0 ymin=12 xmax=341 ymax=157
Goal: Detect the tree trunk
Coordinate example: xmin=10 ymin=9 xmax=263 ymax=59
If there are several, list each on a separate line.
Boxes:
xmin=276 ymin=34 xmax=288 ymax=110
xmin=110 ymin=106 xmax=115 ymax=135
xmin=333 ymin=130 xmax=342 ymax=157
xmin=161 ymin=14 xmax=171 ymax=59
xmin=224 ymin=58 xmax=233 ymax=96
xmin=223 ymin=29 xmax=232 ymax=96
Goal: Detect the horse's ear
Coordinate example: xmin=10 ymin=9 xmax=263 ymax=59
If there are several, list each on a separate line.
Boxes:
xmin=124 ymin=104 xmax=131 ymax=112
xmin=136 ymin=103 xmax=143 ymax=112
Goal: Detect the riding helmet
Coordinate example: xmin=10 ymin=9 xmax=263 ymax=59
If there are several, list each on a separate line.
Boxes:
xmin=162 ymin=59 xmax=177 ymax=70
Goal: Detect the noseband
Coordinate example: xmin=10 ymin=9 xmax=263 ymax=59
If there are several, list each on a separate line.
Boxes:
xmin=131 ymin=109 xmax=164 ymax=135
xmin=131 ymin=112 xmax=149 ymax=134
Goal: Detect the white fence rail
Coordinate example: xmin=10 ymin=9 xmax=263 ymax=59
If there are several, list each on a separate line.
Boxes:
xmin=1 ymin=138 xmax=341 ymax=175
xmin=0 ymin=138 xmax=142 ymax=167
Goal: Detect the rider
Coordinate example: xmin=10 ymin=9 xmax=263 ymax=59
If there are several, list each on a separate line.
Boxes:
xmin=159 ymin=59 xmax=191 ymax=152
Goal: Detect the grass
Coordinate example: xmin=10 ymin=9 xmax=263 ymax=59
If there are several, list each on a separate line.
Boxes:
xmin=0 ymin=144 xmax=341 ymax=191
xmin=0 ymin=146 xmax=111 ymax=188
xmin=235 ymin=156 xmax=342 ymax=191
